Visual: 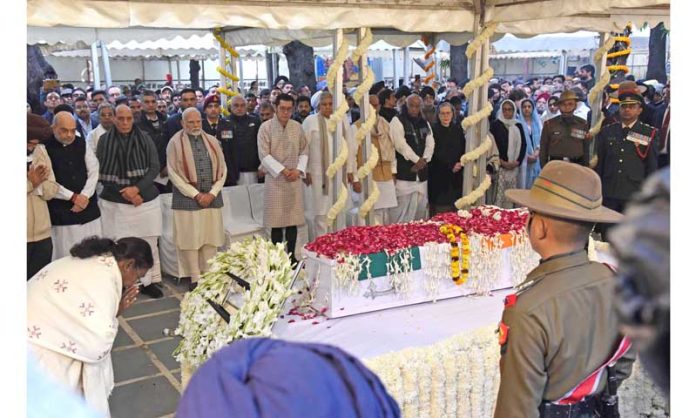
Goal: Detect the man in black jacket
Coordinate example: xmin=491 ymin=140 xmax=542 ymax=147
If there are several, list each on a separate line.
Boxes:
xmin=229 ymin=95 xmax=263 ymax=185
xmin=137 ymin=90 xmax=170 ymax=192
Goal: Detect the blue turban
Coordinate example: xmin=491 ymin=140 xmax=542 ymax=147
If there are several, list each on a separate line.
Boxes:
xmin=176 ymin=338 xmax=401 ymax=418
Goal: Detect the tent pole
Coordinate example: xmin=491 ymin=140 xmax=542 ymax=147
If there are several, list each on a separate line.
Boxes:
xmin=358 ymin=27 xmax=374 ymax=226
xmin=238 ymin=55 xmax=245 ymax=94
xmin=218 ymin=36 xmax=228 ymax=114
xmin=476 ymin=18 xmax=491 ymax=207
xmin=392 ymin=49 xmax=398 ymax=88
xmin=100 ymin=41 xmax=112 ymax=88
xmin=462 ymin=13 xmax=482 ymax=209
xmin=589 ymin=32 xmax=609 ymax=157
xmin=177 ymin=60 xmax=181 ymax=86
xmin=402 ymin=47 xmax=409 ymax=87
xmin=202 ymin=60 xmax=206 ymax=90
xmin=331 ymin=28 xmax=345 ymax=233
xmin=91 ymin=41 xmax=101 ymax=90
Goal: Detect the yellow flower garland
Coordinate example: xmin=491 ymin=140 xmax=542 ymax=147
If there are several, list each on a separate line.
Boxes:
xmin=588 ymin=71 xmax=611 ymax=104
xmin=606 ymin=49 xmax=632 ymax=59
xmin=607 ymin=65 xmax=630 ymax=74
xmin=438 ymin=224 xmax=470 ymax=285
xmin=213 ymin=29 xmax=240 ymax=58
xmin=357 ymin=144 xmax=380 ymax=180
xmin=216 ymin=66 xmax=240 ymax=82
xmin=613 ymin=36 xmax=632 ymax=46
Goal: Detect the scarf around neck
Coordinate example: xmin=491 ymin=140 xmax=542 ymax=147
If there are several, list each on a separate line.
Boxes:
xmin=98 ymin=126 xmax=151 ymax=186
xmin=170 ymin=129 xmax=225 ymax=188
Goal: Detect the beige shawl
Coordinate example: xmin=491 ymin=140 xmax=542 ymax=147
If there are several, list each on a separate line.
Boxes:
xmin=170 ymin=129 xmax=225 ymax=188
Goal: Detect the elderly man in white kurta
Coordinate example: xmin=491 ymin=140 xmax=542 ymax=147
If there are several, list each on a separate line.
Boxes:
xmin=302 ymin=91 xmax=358 ymax=238
xmin=167 ymin=108 xmax=227 ymax=291
xmin=389 ymin=94 xmax=435 ymax=223
xmin=258 ymin=93 xmax=309 ymax=264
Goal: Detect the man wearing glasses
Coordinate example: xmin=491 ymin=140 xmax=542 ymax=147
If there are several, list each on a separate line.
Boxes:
xmin=594 ymin=81 xmax=659 ymax=239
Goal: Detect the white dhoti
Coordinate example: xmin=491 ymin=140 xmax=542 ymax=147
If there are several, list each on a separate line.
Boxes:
xmin=99 ymin=197 xmax=163 ymax=284
xmin=372 ymin=180 xmax=398 ymax=225
xmin=389 ymin=180 xmax=428 ymax=224
xmin=51 ymin=218 xmax=102 ymax=260
xmin=237 ymin=172 xmax=259 ymax=186
xmin=173 ymin=208 xmax=225 ymax=282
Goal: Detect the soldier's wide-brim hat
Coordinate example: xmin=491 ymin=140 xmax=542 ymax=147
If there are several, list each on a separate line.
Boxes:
xmin=506 ymin=161 xmax=624 ymax=224
xmin=557 ymin=90 xmax=580 ymax=103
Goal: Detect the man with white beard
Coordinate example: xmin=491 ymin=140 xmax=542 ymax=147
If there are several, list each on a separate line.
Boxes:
xmin=167 ymin=108 xmax=227 ymax=291
xmin=302 ymin=91 xmax=358 ymax=237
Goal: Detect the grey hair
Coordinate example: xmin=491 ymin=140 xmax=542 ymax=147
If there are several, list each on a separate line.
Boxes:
xmin=437 ymin=101 xmax=456 ymax=115
xmin=406 ymin=94 xmax=422 ymax=105
xmin=97 ymin=102 xmax=115 ymax=116
xmin=182 ymin=107 xmax=201 ymax=121
xmin=319 ymin=91 xmax=333 ymax=102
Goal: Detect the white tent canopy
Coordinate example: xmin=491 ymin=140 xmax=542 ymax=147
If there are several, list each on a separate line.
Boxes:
xmin=28 ymin=0 xmax=669 ymax=37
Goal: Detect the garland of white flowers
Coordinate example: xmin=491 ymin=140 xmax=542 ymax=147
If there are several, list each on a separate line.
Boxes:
xmin=365 ymin=325 xmax=668 ymax=418
xmin=327 ymin=38 xmax=350 ymax=90
xmin=356 ymin=144 xmax=379 ymax=180
xmin=327 ymin=182 xmax=349 ymax=223
xmin=333 ymin=252 xmax=365 ymax=295
xmin=354 ymin=104 xmax=377 ymax=143
xmin=359 ymin=180 xmax=381 ymax=218
xmin=466 ymin=22 xmax=498 ymax=59
xmin=462 ymin=67 xmax=494 ymax=99
xmin=326 ymin=138 xmax=349 ymax=178
xmin=588 ymin=70 xmax=611 ymax=105
xmin=588 ymin=112 xmax=605 ymax=139
xmin=173 ymin=236 xmax=294 ymax=370
xmin=460 ymin=135 xmax=493 ymax=164
xmin=387 ymin=248 xmax=415 ymax=295
xmin=328 ymin=101 xmax=350 ymax=133
xmin=351 ymin=28 xmax=373 ymax=63
xmin=594 ymin=37 xmax=617 ymax=63
xmin=454 ymin=175 xmax=491 ymax=209
xmin=461 ymin=102 xmax=494 ymax=130
xmin=353 ymin=67 xmax=376 ymax=105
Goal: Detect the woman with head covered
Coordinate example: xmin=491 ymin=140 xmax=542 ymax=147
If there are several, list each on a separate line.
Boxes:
xmin=177 ymin=338 xmax=401 ymax=418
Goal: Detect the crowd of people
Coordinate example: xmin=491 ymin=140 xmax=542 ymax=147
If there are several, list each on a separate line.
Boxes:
xmin=27 ymin=65 xmax=670 ymax=417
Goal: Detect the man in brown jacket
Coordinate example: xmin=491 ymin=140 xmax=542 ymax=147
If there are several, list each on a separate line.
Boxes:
xmin=27 ymin=114 xmax=59 ymax=279
xmin=539 ymin=90 xmax=590 ymax=167
xmin=495 ymin=161 xmax=635 ymax=418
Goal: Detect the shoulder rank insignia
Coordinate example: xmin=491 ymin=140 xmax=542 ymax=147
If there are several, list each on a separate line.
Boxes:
xmin=504 ymin=293 xmax=517 ymax=309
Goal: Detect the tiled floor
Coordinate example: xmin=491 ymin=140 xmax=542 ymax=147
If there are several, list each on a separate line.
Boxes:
xmin=109 ymin=275 xmax=187 ymax=418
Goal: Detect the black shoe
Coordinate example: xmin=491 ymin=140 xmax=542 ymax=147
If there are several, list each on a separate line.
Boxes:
xmin=188 ymin=281 xmax=198 ymax=292
xmin=140 ymin=283 xmax=164 ymax=299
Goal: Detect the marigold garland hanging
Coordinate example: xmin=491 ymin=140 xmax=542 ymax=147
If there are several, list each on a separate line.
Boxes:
xmin=439 ymin=224 xmax=470 ymax=285
xmin=213 ymin=29 xmax=240 ymax=58
xmin=216 ymin=66 xmax=240 ymax=82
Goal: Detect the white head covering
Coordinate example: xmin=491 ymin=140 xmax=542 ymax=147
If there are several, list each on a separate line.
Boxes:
xmin=310 ymin=90 xmax=323 ymax=111
xmin=497 ymin=99 xmax=523 ymax=163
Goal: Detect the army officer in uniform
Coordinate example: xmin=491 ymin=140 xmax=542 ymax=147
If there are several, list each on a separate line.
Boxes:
xmin=539 ymin=90 xmax=590 ymax=167
xmin=594 ymin=81 xmax=659 ymax=239
xmin=495 ymin=161 xmax=635 ymax=418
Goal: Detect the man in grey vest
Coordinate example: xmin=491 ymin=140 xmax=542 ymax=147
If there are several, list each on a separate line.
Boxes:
xmin=388 ymin=94 xmax=434 ymax=223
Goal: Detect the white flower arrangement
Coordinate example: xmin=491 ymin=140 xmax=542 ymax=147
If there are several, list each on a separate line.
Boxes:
xmin=326 ymin=138 xmax=348 ymax=178
xmin=327 ymin=183 xmax=349 ymax=223
xmin=461 ymin=102 xmax=494 ymax=130
xmin=460 ymin=135 xmax=493 ymax=165
xmin=359 ymin=180 xmax=381 ymax=218
xmin=454 ymin=174 xmax=492 ymax=209
xmin=174 ymin=236 xmax=295 ymax=370
xmin=365 ymin=325 xmax=668 ymax=417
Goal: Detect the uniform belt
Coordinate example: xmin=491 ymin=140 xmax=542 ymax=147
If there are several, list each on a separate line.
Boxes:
xmin=538 ymin=394 xmax=602 ymax=418
xmin=549 ymin=156 xmax=583 ymax=163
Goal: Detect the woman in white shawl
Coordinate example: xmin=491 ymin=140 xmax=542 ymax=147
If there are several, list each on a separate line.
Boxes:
xmin=27 ymin=236 xmax=153 ymax=416
xmin=489 ymin=99 xmax=526 ymax=208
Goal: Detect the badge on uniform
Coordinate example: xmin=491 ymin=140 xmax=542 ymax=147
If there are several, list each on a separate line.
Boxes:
xmin=570 ymin=128 xmax=587 ymax=140
xmin=249 ymin=123 xmax=256 ymax=127
xmin=626 ymin=132 xmax=649 ymax=146
xmin=221 ymin=130 xmax=233 ymax=140
xmin=498 ymin=321 xmax=509 ymax=354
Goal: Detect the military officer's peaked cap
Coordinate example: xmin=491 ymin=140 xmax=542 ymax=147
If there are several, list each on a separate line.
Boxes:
xmin=506 ymin=161 xmax=624 ymax=223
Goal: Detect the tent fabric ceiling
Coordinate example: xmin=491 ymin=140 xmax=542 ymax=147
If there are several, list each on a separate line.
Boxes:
xmin=28 ymin=0 xmax=669 ymax=35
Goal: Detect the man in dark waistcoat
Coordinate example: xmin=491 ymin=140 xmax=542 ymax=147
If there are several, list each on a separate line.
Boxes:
xmin=388 ymin=94 xmax=434 ymax=222
xmin=229 ymin=95 xmax=263 ymax=185
xmin=45 ymin=112 xmax=102 ymax=260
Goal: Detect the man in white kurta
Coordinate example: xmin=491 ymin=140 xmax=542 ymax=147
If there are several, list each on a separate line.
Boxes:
xmin=388 ymin=94 xmax=435 ymax=223
xmin=167 ymin=108 xmax=227 ymax=289
xmin=302 ymin=91 xmax=358 ymax=238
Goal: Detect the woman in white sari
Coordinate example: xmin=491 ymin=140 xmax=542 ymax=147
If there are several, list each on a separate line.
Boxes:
xmin=27 ymin=236 xmax=153 ymax=417
xmin=489 ymin=100 xmax=526 ymax=208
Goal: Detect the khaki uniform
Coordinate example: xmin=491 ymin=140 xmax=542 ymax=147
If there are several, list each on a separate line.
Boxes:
xmin=539 ymin=115 xmax=590 ymax=167
xmin=494 ymin=251 xmax=635 ymax=418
